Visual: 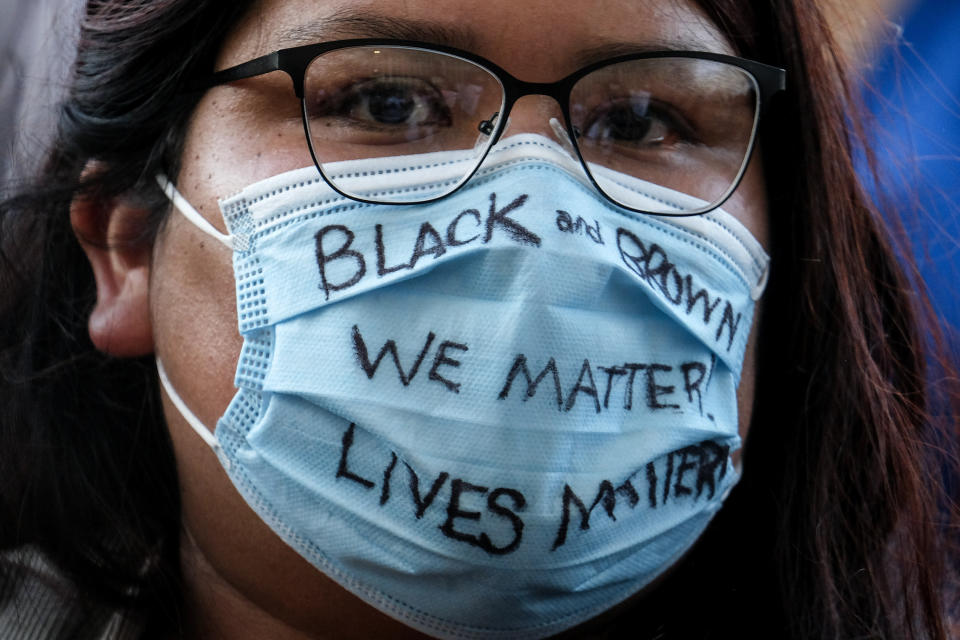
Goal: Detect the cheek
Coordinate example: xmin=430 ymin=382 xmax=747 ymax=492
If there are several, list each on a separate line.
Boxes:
xmin=721 ymin=156 xmax=768 ymax=462
xmin=156 ymin=85 xmax=320 ymax=415
xmin=177 ymin=89 xmax=315 ymax=230
xmin=151 ymin=213 xmax=241 ymax=428
xmin=733 ymin=313 xmax=761 ymax=466
xmin=722 ymin=155 xmax=770 ymax=252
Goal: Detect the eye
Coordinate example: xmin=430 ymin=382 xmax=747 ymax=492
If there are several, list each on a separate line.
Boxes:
xmin=307 ymin=76 xmax=453 ymax=130
xmin=581 ymin=97 xmax=697 ymax=148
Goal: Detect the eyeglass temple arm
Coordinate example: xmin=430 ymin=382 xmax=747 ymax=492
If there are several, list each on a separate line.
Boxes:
xmin=203 ymin=52 xmax=282 ymax=90
xmin=758 ymin=65 xmax=786 ymax=113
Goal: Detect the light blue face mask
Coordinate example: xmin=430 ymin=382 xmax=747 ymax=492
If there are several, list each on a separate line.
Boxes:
xmin=157 ymin=134 xmax=769 ymax=640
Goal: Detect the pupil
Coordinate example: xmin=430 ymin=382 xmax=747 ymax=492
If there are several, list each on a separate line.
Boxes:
xmin=368 ymin=87 xmax=415 ymax=124
xmin=607 ymin=107 xmax=651 ymax=140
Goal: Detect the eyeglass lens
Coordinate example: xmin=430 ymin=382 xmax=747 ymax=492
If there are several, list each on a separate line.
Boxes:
xmin=302 ymin=45 xmax=760 ymax=214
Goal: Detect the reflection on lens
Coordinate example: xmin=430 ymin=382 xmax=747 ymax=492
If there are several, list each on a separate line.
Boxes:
xmin=571 ymin=57 xmax=759 ymax=214
xmin=301 ymin=48 xmax=760 ymax=212
xmin=303 ymin=46 xmax=505 ymax=203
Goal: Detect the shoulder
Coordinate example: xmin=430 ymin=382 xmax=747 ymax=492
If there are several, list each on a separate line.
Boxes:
xmin=0 ymin=547 xmax=142 ymax=640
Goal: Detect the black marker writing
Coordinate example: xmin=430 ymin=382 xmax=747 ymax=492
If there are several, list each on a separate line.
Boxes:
xmin=315 ymin=225 xmax=366 ymax=300
xmin=352 ymin=325 xmax=435 ymax=386
xmin=564 ymin=359 xmax=601 ymax=413
xmin=645 ymin=364 xmax=680 ymax=410
xmin=440 ymin=480 xmax=526 ymax=556
xmin=555 ymin=210 xmax=603 ymax=244
xmin=485 ymin=488 xmax=526 ymax=555
xmin=497 ymin=354 xmax=564 ymax=408
xmin=616 ymin=227 xmax=743 ymax=351
xmin=377 ymin=221 xmax=447 ymax=275
xmin=551 ymin=441 xmax=731 ymax=551
xmin=315 ymin=192 xmax=539 ymax=299
xmin=499 ymin=354 xmax=712 ymax=414
xmin=446 ymin=209 xmax=482 ymax=247
xmin=336 ymin=422 xmax=375 ymax=489
xmin=335 ymin=422 xmax=528 ymax=555
xmin=485 ymin=193 xmax=540 ymax=246
xmin=428 ymin=340 xmax=469 ymax=393
xmin=407 ymin=463 xmax=449 ymax=519
xmin=681 ymin=356 xmax=715 ymax=416
xmin=380 ymin=452 xmax=398 ymax=506
xmin=551 ymin=481 xmax=617 ymax=551
xmin=352 ymin=325 xmax=468 ymax=393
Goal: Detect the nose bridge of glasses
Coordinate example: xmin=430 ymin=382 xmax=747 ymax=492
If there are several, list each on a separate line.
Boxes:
xmin=497 ymin=93 xmax=574 ymax=150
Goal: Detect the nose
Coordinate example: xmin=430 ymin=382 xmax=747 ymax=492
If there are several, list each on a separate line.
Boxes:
xmin=495 ymin=95 xmax=577 ymax=156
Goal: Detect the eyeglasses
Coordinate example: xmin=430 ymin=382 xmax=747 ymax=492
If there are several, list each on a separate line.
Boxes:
xmin=204 ymin=39 xmax=785 ymax=216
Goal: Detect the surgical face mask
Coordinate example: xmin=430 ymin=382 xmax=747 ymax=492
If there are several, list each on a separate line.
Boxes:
xmin=157 ymin=134 xmax=769 ymax=640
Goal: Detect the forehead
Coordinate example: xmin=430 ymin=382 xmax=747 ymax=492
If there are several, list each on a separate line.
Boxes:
xmin=220 ymin=0 xmax=735 ymax=78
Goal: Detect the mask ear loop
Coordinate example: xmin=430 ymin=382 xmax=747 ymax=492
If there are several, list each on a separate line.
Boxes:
xmin=156 ymin=174 xmax=237 ymax=250
xmin=156 ymin=357 xmax=231 ymax=470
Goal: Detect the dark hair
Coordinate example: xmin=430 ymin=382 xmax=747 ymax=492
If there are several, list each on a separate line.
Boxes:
xmin=0 ymin=1 xmax=956 ymax=638
xmin=0 ymin=0 xmax=254 ymax=630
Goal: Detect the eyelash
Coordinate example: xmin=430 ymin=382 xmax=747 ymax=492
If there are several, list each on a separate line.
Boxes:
xmin=305 ymin=75 xmax=453 ymax=130
xmin=579 ymin=97 xmax=700 ymax=148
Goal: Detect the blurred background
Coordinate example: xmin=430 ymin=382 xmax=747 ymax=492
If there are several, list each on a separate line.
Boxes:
xmin=0 ymin=1 xmax=80 ymax=183
xmin=830 ymin=0 xmax=960 ymax=359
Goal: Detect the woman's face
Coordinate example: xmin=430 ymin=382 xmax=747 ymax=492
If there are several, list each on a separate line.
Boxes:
xmin=148 ymin=0 xmax=769 ymax=636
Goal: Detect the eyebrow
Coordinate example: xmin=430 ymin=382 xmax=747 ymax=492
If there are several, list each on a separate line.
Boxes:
xmin=277 ymin=9 xmax=479 ymax=51
xmin=572 ymin=38 xmax=726 ymax=66
xmin=276 ymin=9 xmax=727 ymax=67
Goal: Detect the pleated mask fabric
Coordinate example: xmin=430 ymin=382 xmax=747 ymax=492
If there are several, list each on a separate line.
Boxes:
xmin=157 ymin=134 xmax=769 ymax=639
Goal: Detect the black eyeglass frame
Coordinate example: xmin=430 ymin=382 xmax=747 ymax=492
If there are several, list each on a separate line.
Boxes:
xmin=203 ymin=38 xmax=786 ymax=216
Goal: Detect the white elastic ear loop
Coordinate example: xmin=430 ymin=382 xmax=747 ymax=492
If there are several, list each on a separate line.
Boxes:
xmin=156 ymin=357 xmax=230 ymax=469
xmin=155 ymin=174 xmax=236 ymax=250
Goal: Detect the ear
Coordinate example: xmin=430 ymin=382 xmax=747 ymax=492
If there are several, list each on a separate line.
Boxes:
xmin=71 ymin=176 xmax=155 ymax=357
